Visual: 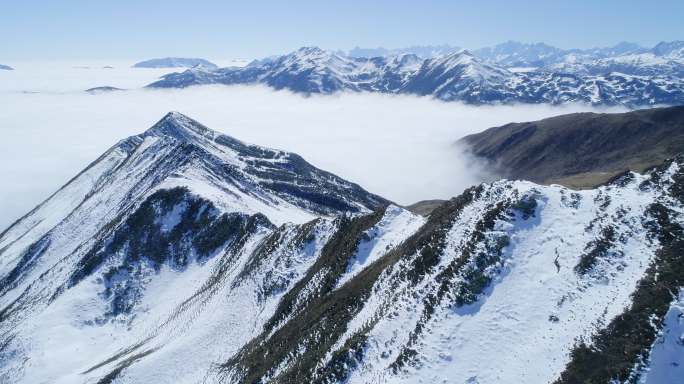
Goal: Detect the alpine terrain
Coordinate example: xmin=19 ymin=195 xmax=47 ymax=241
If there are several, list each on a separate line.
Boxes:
xmin=1 ymin=112 xmax=683 ymax=384
xmin=147 ymin=43 xmax=684 ymax=107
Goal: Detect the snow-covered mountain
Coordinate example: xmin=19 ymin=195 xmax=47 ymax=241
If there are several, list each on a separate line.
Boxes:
xmin=0 ymin=64 xmax=13 ymax=71
xmin=474 ymin=41 xmax=569 ymax=68
xmin=1 ymin=112 xmax=683 ymax=383
xmin=148 ymin=46 xmax=684 ymax=107
xmin=147 ymin=47 xmax=423 ymax=93
xmin=545 ymin=42 xmax=684 ymax=77
xmin=346 ymin=44 xmax=460 ymax=58
xmin=132 ymin=57 xmax=218 ymax=69
xmin=0 ymin=112 xmax=387 ymax=383
xmin=402 ymin=49 xmax=516 ymax=102
xmin=473 ymin=41 xmax=648 ymax=69
xmin=475 ymin=40 xmax=684 ymax=78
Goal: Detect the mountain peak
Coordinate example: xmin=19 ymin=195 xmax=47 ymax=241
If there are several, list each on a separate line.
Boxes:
xmin=294 ymin=46 xmax=328 ymax=57
xmin=146 ymin=111 xmax=215 ymax=141
xmin=441 ymin=49 xmax=480 ymax=62
xmin=455 ymin=48 xmax=475 ymax=57
xmin=652 ymin=40 xmax=684 ymax=56
xmin=436 ymin=49 xmax=507 ymax=74
xmin=162 ymin=111 xmax=186 ymax=121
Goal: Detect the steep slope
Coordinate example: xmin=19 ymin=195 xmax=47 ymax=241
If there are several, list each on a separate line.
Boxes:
xmin=213 ymin=157 xmax=684 ymax=384
xmin=637 ymin=290 xmax=684 ymax=383
xmin=2 ymin=113 xmax=684 ymax=384
xmin=401 ymin=50 xmax=516 ymax=102
xmin=0 ymin=112 xmax=388 ymax=383
xmin=458 ymin=105 xmax=684 ymax=188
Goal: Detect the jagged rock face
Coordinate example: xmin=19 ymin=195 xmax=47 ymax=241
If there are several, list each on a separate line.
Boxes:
xmin=147 ymin=46 xmax=684 ymax=107
xmin=1 ymin=113 xmax=684 ymax=384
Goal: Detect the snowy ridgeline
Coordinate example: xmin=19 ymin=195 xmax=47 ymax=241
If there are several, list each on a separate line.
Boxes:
xmin=1 ymin=112 xmax=683 ymax=384
xmin=147 ymin=44 xmax=684 ymax=107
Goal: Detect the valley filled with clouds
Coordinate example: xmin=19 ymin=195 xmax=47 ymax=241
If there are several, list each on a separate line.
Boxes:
xmin=0 ymin=62 xmax=625 ymax=229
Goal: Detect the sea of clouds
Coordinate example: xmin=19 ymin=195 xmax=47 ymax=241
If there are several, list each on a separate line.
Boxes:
xmin=0 ymin=61 xmax=627 ymax=229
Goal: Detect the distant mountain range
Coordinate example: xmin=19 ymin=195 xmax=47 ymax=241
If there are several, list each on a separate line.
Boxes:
xmin=348 ymin=41 xmax=680 ymax=69
xmin=345 ymin=44 xmax=461 ymax=58
xmin=147 ymin=42 xmax=684 ymax=107
xmin=459 ymin=105 xmax=684 ymax=188
xmin=3 ymin=111 xmax=684 ymax=383
xmin=0 ymin=64 xmax=14 ymax=70
xmin=132 ymin=57 xmax=218 ymax=69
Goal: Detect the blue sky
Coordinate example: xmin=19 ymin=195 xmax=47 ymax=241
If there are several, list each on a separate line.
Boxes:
xmin=2 ymin=0 xmax=683 ymax=60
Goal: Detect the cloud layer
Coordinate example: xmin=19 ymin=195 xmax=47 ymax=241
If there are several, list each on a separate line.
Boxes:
xmin=0 ymin=62 xmax=626 ymax=230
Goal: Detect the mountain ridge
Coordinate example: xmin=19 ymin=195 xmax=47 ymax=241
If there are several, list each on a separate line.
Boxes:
xmin=458 ymin=105 xmax=684 ymax=188
xmin=147 ymin=45 xmax=684 ymax=107
xmin=2 ymin=112 xmax=684 ymax=383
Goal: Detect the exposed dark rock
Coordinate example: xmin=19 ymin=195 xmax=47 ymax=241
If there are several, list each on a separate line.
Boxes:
xmin=404 ymin=199 xmax=447 ymax=217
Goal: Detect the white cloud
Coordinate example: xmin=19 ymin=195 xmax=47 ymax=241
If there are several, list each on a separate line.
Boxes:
xmin=0 ymin=62 xmax=626 ymax=230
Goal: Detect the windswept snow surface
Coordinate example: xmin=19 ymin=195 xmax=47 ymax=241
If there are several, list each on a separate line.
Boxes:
xmin=639 ymin=290 xmax=684 ymax=384
xmin=346 ymin=179 xmax=659 ymax=383
xmin=207 ymin=160 xmax=684 ymax=384
xmin=336 ymin=205 xmax=426 ymax=288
